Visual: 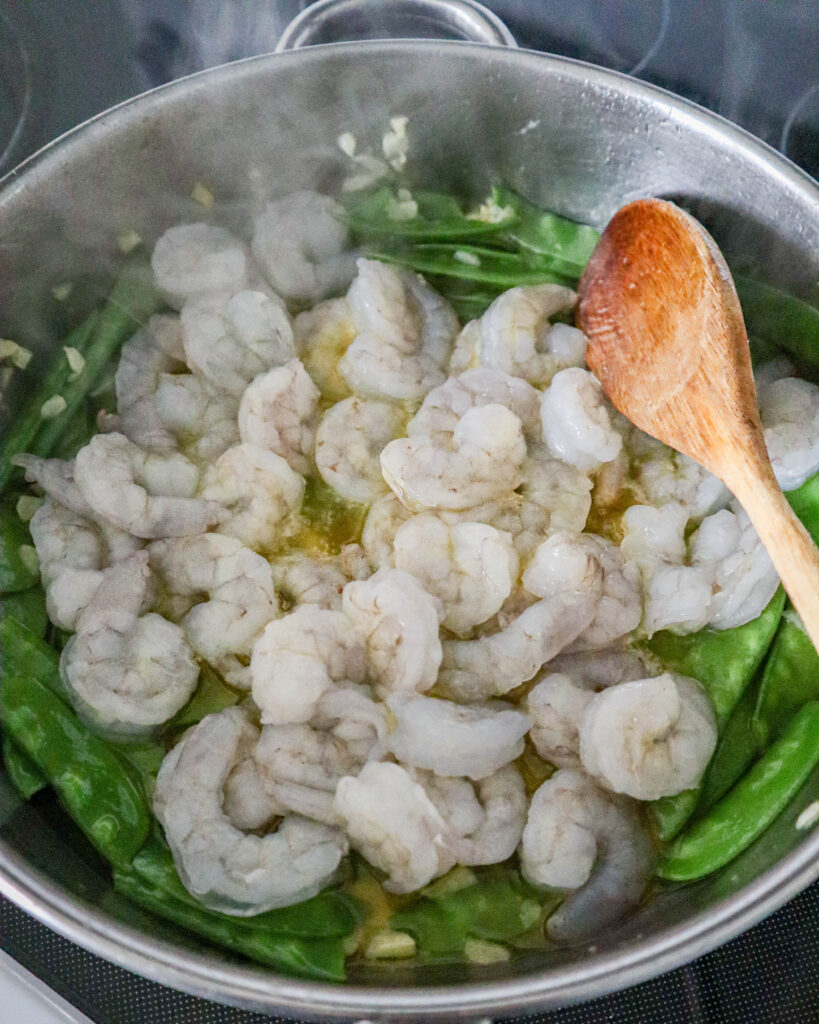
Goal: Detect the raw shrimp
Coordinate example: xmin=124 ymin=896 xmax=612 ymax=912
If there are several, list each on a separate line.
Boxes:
xmin=540 ymin=367 xmax=623 ymax=471
xmin=518 ymin=447 xmax=593 ymax=536
xmin=114 ymin=316 xmax=185 ymax=451
xmin=620 ymin=502 xmax=688 ymax=570
xmin=691 ymin=504 xmax=779 ymax=630
xmin=14 ymin=456 xmax=146 ymax=560
xmin=13 ymin=454 xmax=91 ymax=516
xmin=149 ymin=534 xmax=279 ymax=688
xmin=151 ymin=223 xmax=251 ymax=307
xmin=548 ymin=647 xmax=657 ymax=689
xmin=294 ymin=297 xmax=356 ymax=402
xmin=448 ymin=318 xmax=482 ymax=375
xmin=181 ymin=290 xmax=296 ymax=397
xmin=620 ymin=503 xmax=711 ymax=636
xmin=525 ymin=533 xmax=641 ymax=651
xmin=312 ymin=685 xmax=390 ymax=764
xmin=222 ymin=755 xmax=285 ymax=832
xmin=74 ymin=433 xmax=223 ymax=539
xmin=200 ymin=443 xmax=304 ymax=553
xmin=380 ymin=403 xmax=526 ymax=511
xmin=249 ymin=723 xmax=366 ymax=827
xmin=524 ymin=650 xmax=659 ymax=769
xmin=476 ymin=284 xmax=581 ymax=385
xmin=60 ymin=551 xmax=199 ymax=730
xmin=338 ymin=258 xmax=459 ymax=401
xmin=238 ymin=359 xmax=321 ymax=474
xmin=438 ymin=532 xmax=605 ymax=700
xmin=154 ymin=706 xmax=348 ymax=914
xmin=315 ymin=397 xmax=406 ymax=504
xmin=387 ymin=694 xmax=530 ymax=779
xmin=28 ymin=497 xmax=143 ymax=631
xmin=360 ymin=493 xmax=411 ymax=569
xmin=250 ymin=605 xmax=367 ymax=725
xmin=29 ymin=498 xmax=107 ymax=631
xmin=252 ymin=190 xmax=355 ymax=307
xmin=630 ymin=430 xmax=729 ymax=519
xmin=333 ymin=761 xmax=455 ymax=893
xmin=579 ymin=673 xmax=718 ymax=800
xmin=524 ymin=673 xmax=594 ymax=769
xmin=520 ymin=769 xmax=655 ymax=942
xmin=393 ymin=515 xmax=518 ymax=635
xmin=409 ymin=368 xmax=541 ymax=444
xmin=418 ymin=765 xmax=528 ymax=866
xmin=249 ymin=689 xmax=390 ymax=827
xmin=154 ymin=373 xmax=240 ymax=462
xmin=271 ymin=551 xmax=350 ymax=609
xmin=759 ymin=376 xmax=819 ymax=491
xmin=342 ymin=568 xmax=443 ymax=697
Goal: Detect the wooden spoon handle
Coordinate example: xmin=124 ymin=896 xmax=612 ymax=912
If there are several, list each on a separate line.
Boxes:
xmin=731 ymin=471 xmax=819 ymax=652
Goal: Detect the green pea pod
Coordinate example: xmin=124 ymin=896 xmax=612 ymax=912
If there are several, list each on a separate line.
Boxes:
xmin=49 ymin=400 xmax=98 ymax=462
xmin=119 ymin=742 xmax=168 ymax=802
xmin=345 ymin=186 xmax=516 ymax=239
xmin=33 ymin=262 xmax=162 ymax=459
xmin=363 ymin=243 xmax=577 ymax=289
xmin=492 ymin=186 xmax=601 ymax=277
xmin=1 ymin=586 xmax=48 ymax=638
xmin=786 ymin=471 xmax=819 ymax=545
xmin=132 ymin=837 xmax=362 ymax=938
xmin=427 ymin=276 xmax=503 ymax=323
xmin=165 ymin=664 xmax=238 ymax=733
xmin=0 ymin=615 xmax=65 ymax=699
xmin=114 ymin=869 xmax=347 ymax=981
xmin=752 ymin=610 xmax=819 ymax=748
xmin=299 ymin=476 xmax=367 ymax=553
xmin=0 ymin=312 xmax=100 ymax=491
xmin=0 ymin=673 xmax=150 ymax=868
xmin=646 ymin=588 xmax=786 ymax=728
xmin=735 ymin=276 xmax=819 ymax=368
xmin=658 ymin=700 xmax=819 ymax=881
xmin=698 ymin=681 xmax=760 ymax=813
xmin=2 ymin=734 xmax=47 ymax=800
xmin=390 ymin=866 xmax=544 ymax=955
xmin=647 ymin=587 xmax=786 ymax=840
xmin=0 ymin=502 xmax=39 ymax=594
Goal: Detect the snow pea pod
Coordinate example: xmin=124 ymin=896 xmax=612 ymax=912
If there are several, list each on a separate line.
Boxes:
xmin=0 ymin=501 xmax=39 ymax=594
xmin=492 ymin=185 xmax=601 ymax=277
xmin=391 ymin=866 xmax=544 ymax=956
xmin=0 ymin=673 xmax=150 ymax=867
xmin=0 ymin=311 xmax=100 ymax=491
xmin=658 ymin=700 xmax=819 ymax=881
xmin=2 ymin=734 xmax=47 ymax=800
xmin=114 ymin=868 xmax=347 ymax=981
xmin=786 ymin=471 xmax=819 ymax=545
xmin=1 ymin=586 xmax=48 ymax=638
xmin=132 ymin=837 xmax=362 ymax=939
xmin=735 ymin=276 xmax=819 ymax=369
xmin=363 ymin=243 xmax=577 ymax=289
xmin=33 ymin=262 xmax=162 ymax=459
xmin=752 ymin=610 xmax=819 ymax=748
xmin=698 ymin=682 xmax=760 ymax=813
xmin=0 ymin=615 xmax=65 ymax=699
xmin=345 ymin=186 xmax=516 ymax=239
xmin=647 ymin=587 xmax=786 ymax=841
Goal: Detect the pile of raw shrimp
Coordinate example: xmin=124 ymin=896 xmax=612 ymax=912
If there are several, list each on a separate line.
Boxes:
xmin=16 ymin=188 xmax=819 ymax=942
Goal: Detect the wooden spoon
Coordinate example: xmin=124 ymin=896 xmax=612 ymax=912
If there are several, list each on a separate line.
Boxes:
xmin=577 ymin=197 xmax=819 ymax=651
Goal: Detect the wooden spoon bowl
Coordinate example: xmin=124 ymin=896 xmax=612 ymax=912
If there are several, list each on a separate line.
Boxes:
xmin=577 ymin=198 xmax=819 ymax=650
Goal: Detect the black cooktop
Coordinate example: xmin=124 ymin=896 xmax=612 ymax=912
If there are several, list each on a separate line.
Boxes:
xmin=1 ymin=2 xmax=818 ymax=1022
